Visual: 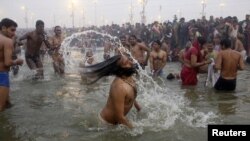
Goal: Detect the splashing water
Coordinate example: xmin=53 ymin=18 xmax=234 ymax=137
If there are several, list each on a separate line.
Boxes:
xmin=54 ymin=30 xmax=218 ymax=135
xmin=60 ymin=30 xmax=121 ymax=74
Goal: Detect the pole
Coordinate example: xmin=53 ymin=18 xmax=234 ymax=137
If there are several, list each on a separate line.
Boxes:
xmin=129 ymin=0 xmax=134 ymax=24
xmin=95 ymin=3 xmax=97 ymax=26
xmin=82 ymin=9 xmax=85 ymax=27
xmin=25 ymin=8 xmax=28 ymax=28
xmin=71 ymin=1 xmax=75 ymax=28
xmin=219 ymin=2 xmax=225 ymax=17
xmin=201 ymin=0 xmax=206 ymax=18
xmin=159 ymin=5 xmax=162 ymax=22
xmin=141 ymin=0 xmax=148 ymax=24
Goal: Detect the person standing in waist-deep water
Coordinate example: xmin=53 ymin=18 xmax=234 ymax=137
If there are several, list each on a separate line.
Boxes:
xmin=18 ymin=20 xmax=51 ymax=79
xmin=129 ymin=35 xmax=150 ymax=70
xmin=49 ymin=25 xmax=65 ymax=76
xmin=119 ymin=35 xmax=130 ymax=52
xmin=214 ymin=38 xmax=245 ymax=91
xmin=180 ymin=37 xmax=211 ymax=85
xmin=0 ymin=18 xmax=23 ymax=111
xmin=82 ymin=54 xmax=141 ymax=128
xmin=149 ymin=40 xmax=167 ymax=77
xmin=103 ymin=37 xmax=113 ymax=60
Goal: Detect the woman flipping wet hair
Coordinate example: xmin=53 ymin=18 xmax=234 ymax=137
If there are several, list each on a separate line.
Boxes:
xmin=82 ymin=54 xmax=141 ymax=128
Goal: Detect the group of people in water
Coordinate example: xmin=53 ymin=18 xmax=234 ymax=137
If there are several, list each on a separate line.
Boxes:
xmin=0 ymin=18 xmax=65 ymax=112
xmin=0 ymin=15 xmax=250 ymax=128
xmin=82 ymin=30 xmax=248 ymax=128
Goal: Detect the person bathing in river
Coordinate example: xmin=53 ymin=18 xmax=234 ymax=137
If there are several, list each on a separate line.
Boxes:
xmin=0 ymin=18 xmax=23 ymax=111
xmin=149 ymin=40 xmax=167 ymax=77
xmin=18 ymin=20 xmax=51 ymax=79
xmin=82 ymin=54 xmax=141 ymax=128
xmin=180 ymin=37 xmax=212 ymax=85
xmin=214 ymin=38 xmax=245 ymax=91
xmin=49 ymin=25 xmax=65 ymax=76
xmin=129 ymin=35 xmax=150 ymax=70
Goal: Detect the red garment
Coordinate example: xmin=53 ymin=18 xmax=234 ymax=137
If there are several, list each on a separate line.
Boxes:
xmin=181 ymin=66 xmax=197 ymax=85
xmin=180 ymin=39 xmax=201 ymax=85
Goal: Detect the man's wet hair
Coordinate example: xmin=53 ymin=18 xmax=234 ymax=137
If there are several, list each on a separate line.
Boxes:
xmin=82 ymin=55 xmax=138 ymax=84
xmin=137 ymin=38 xmax=142 ymax=43
xmin=207 ymin=37 xmax=214 ymax=44
xmin=129 ymin=34 xmax=137 ymax=39
xmin=152 ymin=40 xmax=162 ymax=46
xmin=36 ymin=20 xmax=44 ymax=27
xmin=119 ymin=35 xmax=126 ymax=39
xmin=0 ymin=18 xmax=18 ymax=29
xmin=197 ymin=36 xmax=207 ymax=47
xmin=220 ymin=38 xmax=231 ymax=48
xmin=54 ymin=25 xmax=61 ymax=31
xmin=214 ymin=34 xmax=221 ymax=39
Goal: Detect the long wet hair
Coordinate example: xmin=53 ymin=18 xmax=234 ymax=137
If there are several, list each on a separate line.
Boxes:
xmin=82 ymin=55 xmax=138 ymax=84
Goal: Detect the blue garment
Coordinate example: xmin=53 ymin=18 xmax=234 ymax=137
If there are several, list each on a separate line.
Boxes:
xmin=0 ymin=72 xmax=10 ymax=87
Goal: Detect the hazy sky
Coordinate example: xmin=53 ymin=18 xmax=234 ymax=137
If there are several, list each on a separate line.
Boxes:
xmin=0 ymin=0 xmax=250 ymax=28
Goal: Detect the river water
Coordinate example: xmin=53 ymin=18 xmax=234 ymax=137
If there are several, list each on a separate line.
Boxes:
xmin=0 ymin=33 xmax=250 ymax=141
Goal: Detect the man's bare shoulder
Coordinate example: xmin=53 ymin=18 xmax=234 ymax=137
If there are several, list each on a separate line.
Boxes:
xmin=0 ymin=34 xmax=13 ymax=44
xmin=23 ymin=31 xmax=35 ymax=39
xmin=110 ymin=78 xmax=130 ymax=95
xmin=220 ymin=49 xmax=241 ymax=57
xmin=160 ymin=50 xmax=167 ymax=55
xmin=137 ymin=42 xmax=146 ymax=48
xmin=232 ymin=50 xmax=242 ymax=58
xmin=150 ymin=51 xmax=155 ymax=56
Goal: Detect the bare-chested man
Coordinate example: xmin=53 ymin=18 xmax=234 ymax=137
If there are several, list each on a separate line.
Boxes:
xmin=81 ymin=50 xmax=96 ymax=67
xmin=0 ymin=18 xmax=23 ymax=111
xmin=161 ymin=38 xmax=170 ymax=55
xmin=19 ymin=20 xmax=50 ymax=79
xmin=234 ymin=36 xmax=247 ymax=60
xmin=149 ymin=40 xmax=167 ymax=77
xmin=214 ymin=38 xmax=245 ymax=91
xmin=129 ymin=35 xmax=150 ymax=69
xmin=103 ymin=38 xmax=113 ymax=60
xmin=82 ymin=55 xmax=141 ymax=128
xmin=120 ymin=35 xmax=130 ymax=51
xmin=49 ymin=26 xmax=65 ymax=76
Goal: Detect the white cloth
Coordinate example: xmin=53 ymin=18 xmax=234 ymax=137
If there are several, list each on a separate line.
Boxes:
xmin=240 ymin=50 xmax=247 ymax=60
xmin=205 ymin=59 xmax=220 ymax=87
